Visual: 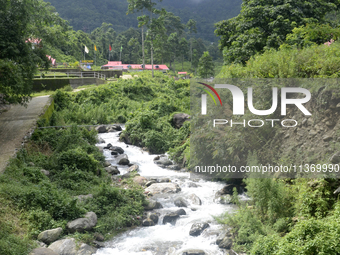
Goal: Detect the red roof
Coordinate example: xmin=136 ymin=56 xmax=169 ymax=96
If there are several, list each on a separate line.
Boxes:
xmin=102 ymin=61 xmax=169 ymax=70
xmin=178 ymin=72 xmax=187 ymax=74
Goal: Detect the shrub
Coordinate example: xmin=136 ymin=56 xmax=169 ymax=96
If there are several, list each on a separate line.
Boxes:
xmin=293 ymin=179 xmax=334 ymax=218
xmin=19 ymin=182 xmax=84 ymax=220
xmin=56 ymin=147 xmax=99 ymax=173
xmin=245 ymin=178 xmax=293 ymax=223
xmin=250 ymin=234 xmax=280 ymax=255
xmin=217 ymin=42 xmax=340 ymax=78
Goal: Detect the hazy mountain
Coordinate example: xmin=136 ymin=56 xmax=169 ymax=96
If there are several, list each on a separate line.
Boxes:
xmin=47 ymin=0 xmax=241 ymax=41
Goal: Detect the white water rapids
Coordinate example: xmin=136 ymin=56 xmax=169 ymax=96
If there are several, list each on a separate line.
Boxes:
xmin=94 ymin=132 xmax=237 ymax=255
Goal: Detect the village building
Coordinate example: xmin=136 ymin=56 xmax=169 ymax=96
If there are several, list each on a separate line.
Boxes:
xmin=101 ymin=61 xmax=169 ymax=72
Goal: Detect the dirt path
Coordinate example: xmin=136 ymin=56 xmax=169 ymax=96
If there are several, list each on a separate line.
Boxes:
xmin=0 ymin=96 xmax=51 ymax=173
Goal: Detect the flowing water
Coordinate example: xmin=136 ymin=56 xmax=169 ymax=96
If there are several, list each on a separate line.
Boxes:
xmin=94 ymin=131 xmax=236 ymax=255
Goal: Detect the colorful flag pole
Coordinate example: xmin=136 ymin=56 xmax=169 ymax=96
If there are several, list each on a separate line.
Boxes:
xmin=84 ymin=45 xmax=89 ymax=61
xmin=94 ymin=45 xmax=97 ymax=66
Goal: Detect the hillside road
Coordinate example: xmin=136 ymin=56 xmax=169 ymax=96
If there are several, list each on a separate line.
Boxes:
xmin=0 ymin=96 xmax=51 ymax=173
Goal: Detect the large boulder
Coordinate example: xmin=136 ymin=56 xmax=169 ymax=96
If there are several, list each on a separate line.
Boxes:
xmin=189 ymin=223 xmax=210 ymax=236
xmin=163 ymin=212 xmax=180 ymax=225
xmin=103 ymin=161 xmax=111 ymax=167
xmin=127 ymin=164 xmax=139 ymax=173
xmin=116 ymin=154 xmax=130 ymax=165
xmin=110 ymin=146 xmax=124 ymax=154
xmin=149 ymin=212 xmax=160 ymax=224
xmin=133 ymin=176 xmax=147 ymax=186
xmin=48 ymin=238 xmax=97 ymax=255
xmin=167 ymin=165 xmax=181 ymax=171
xmin=108 ymin=125 xmax=122 ymax=132
xmin=48 ymin=238 xmax=77 ymax=255
xmin=144 ymin=199 xmax=163 ymax=210
xmin=103 ymin=143 xmax=113 ymax=149
xmin=142 ymin=218 xmax=155 ymax=227
xmin=216 ymin=229 xmax=233 ymax=249
xmin=216 ymin=184 xmax=242 ymax=196
xmin=105 ymin=166 xmax=120 ymax=175
xmin=145 ymin=183 xmax=181 ymax=195
xmin=175 ymin=209 xmax=186 ymax=216
xmin=77 ymin=243 xmax=98 ymax=255
xmin=174 ymin=197 xmax=188 ymax=207
xmin=94 ymin=232 xmax=104 ymax=242
xmin=182 ymin=249 xmax=205 ymax=255
xmin=154 ymin=156 xmax=173 ymax=167
xmin=119 ymin=132 xmax=132 ymax=145
xmin=29 ymin=248 xmax=58 ymax=255
xmin=95 ymin=125 xmax=107 ymax=133
xmin=188 ymin=194 xmax=202 ymax=205
xmin=67 ymin=212 xmax=97 ymax=233
xmin=173 ymin=113 xmax=190 ymax=128
xmin=142 ymin=212 xmax=160 ymax=226
xmin=37 ymin=227 xmax=63 ymax=244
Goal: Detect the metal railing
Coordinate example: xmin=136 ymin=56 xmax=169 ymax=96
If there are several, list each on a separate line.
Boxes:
xmin=66 ymin=72 xmax=106 ymax=80
xmin=39 ymin=72 xmax=106 ymax=80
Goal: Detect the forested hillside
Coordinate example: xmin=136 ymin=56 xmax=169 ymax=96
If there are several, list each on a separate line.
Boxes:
xmin=46 ymin=0 xmax=241 ymax=41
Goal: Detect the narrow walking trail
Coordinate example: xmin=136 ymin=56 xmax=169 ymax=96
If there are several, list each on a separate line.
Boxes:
xmin=0 ymin=96 xmax=51 ymax=173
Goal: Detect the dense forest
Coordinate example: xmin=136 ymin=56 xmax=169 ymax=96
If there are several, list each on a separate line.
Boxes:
xmin=46 ymin=0 xmax=242 ymax=41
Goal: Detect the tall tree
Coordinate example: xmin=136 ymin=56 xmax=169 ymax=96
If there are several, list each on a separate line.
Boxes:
xmin=215 ymin=0 xmax=340 ymax=64
xmin=179 ymin=37 xmax=189 ymax=70
xmin=167 ymin=32 xmax=179 ymax=72
xmin=197 ymin=51 xmax=214 ymax=78
xmin=0 ymin=0 xmax=62 ymax=104
xmin=186 ymin=19 xmax=197 ymax=70
xmin=163 ymin=12 xmax=185 ymax=36
xmin=127 ymin=0 xmax=162 ymax=75
xmin=146 ymin=8 xmax=167 ymax=77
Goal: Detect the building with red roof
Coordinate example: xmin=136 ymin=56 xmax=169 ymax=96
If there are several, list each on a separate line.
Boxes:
xmin=101 ymin=61 xmax=169 ymax=72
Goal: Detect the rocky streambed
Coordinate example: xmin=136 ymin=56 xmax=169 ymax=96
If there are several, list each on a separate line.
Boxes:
xmin=94 ymin=130 xmax=242 ymax=255
xmin=29 ymin=127 xmax=244 ymax=255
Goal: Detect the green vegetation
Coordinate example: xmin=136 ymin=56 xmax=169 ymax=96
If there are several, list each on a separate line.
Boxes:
xmin=197 ymin=51 xmax=215 ymax=78
xmin=213 ymin=1 xmax=340 ymax=253
xmin=215 ymin=0 xmax=339 ymax=64
xmin=0 ymin=125 xmax=144 ymax=254
xmin=50 ymin=72 xmax=190 ymax=156
xmin=47 ymin=0 xmax=241 ymax=41
xmin=217 ymin=178 xmax=340 ymax=254
xmin=217 ymin=42 xmax=340 ymax=78
xmin=0 ymin=0 xmax=60 ymax=104
xmin=1 ymin=0 xmax=222 ymax=106
xmin=0 ymin=72 xmax=190 ymax=254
